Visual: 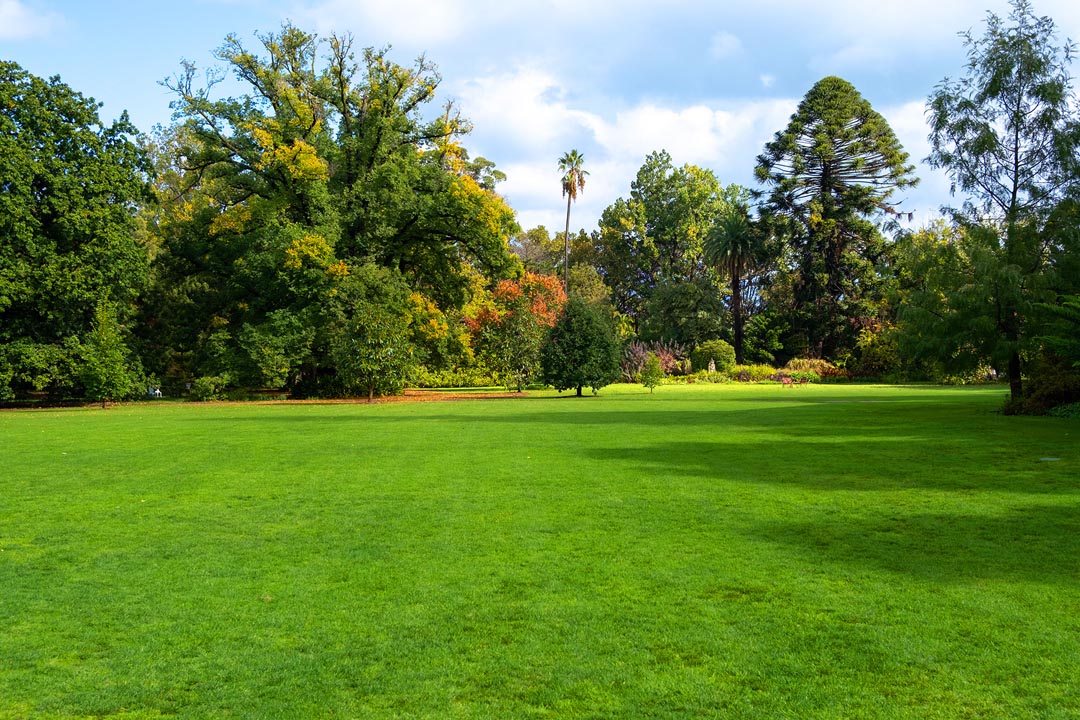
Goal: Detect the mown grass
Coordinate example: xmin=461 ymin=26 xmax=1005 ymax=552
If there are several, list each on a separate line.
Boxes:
xmin=1 ymin=384 xmax=1077 ymax=719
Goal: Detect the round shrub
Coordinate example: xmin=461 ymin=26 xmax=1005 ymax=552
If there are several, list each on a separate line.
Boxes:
xmin=691 ymin=340 xmax=736 ymax=374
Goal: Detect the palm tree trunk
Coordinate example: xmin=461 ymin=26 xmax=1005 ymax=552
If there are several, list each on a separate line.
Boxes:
xmin=732 ymin=261 xmax=744 ymax=365
xmin=563 ymin=195 xmax=572 ymax=291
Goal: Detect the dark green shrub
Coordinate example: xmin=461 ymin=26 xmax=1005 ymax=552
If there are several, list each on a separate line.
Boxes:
xmin=541 ymin=298 xmax=621 ymax=396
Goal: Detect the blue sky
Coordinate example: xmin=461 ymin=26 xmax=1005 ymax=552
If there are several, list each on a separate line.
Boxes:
xmin=4 ymin=0 xmax=1080 ymax=234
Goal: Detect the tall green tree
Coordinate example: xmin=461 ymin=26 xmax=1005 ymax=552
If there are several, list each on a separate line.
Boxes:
xmin=0 ymin=62 xmax=150 ymax=400
xmin=558 ymin=150 xmax=588 ymax=290
xmin=755 ymin=76 xmax=917 ymax=360
xmin=594 ymin=151 xmax=730 ymax=338
xmin=922 ymin=0 xmax=1080 ymax=403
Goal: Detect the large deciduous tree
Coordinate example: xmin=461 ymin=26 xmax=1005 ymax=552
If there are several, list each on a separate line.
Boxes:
xmin=920 ymin=0 xmax=1080 ymax=404
xmin=595 ymin=151 xmax=731 ymax=341
xmin=0 ymin=62 xmax=150 ymax=400
xmin=755 ymin=76 xmax=917 ymax=360
xmin=153 ymin=25 xmax=520 ymax=397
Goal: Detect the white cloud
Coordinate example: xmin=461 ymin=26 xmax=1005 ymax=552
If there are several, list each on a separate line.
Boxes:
xmin=293 ymin=0 xmax=471 ymax=45
xmin=0 ymin=0 xmax=60 ymax=40
xmin=881 ymin=99 xmax=952 ymax=221
xmin=708 ymin=31 xmax=742 ymax=60
xmin=453 ymin=66 xmax=598 ymax=152
xmin=759 ymin=74 xmax=776 ymax=89
xmin=456 ymin=63 xmax=803 ymax=232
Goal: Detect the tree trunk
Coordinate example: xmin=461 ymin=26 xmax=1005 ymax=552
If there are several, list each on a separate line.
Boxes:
xmin=576 ymin=386 xmax=583 ymax=397
xmin=564 ymin=196 xmax=572 ymax=291
xmin=368 ymin=384 xmax=374 ymax=404
xmin=732 ymin=263 xmax=744 ymax=365
xmin=1008 ymin=350 xmax=1023 ymax=402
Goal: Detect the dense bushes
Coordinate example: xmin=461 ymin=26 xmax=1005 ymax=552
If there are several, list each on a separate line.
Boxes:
xmin=691 ymin=340 xmax=736 ymax=374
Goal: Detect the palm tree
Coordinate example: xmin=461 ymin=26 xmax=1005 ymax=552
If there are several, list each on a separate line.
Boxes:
xmin=705 ymin=207 xmax=759 ymax=364
xmin=558 ymin=150 xmax=588 ymax=290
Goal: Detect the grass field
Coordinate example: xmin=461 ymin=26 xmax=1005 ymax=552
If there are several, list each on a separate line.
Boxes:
xmin=1 ymin=383 xmax=1078 ymax=719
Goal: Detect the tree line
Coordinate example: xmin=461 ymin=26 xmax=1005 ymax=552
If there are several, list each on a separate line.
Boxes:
xmin=1 ymin=0 xmax=1077 ymax=412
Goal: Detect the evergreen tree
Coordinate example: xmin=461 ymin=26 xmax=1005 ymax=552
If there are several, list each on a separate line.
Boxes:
xmin=541 ymin=297 xmax=621 ymax=397
xmin=755 ymin=76 xmax=917 ymax=360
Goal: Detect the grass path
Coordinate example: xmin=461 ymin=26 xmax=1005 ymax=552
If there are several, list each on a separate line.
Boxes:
xmin=1 ymin=384 xmax=1077 ymax=718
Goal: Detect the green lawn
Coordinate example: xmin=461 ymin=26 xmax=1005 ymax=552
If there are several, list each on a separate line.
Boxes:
xmin=1 ymin=384 xmax=1077 ymax=719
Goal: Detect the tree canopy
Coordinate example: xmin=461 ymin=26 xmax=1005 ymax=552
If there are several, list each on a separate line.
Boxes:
xmin=0 ymin=61 xmax=150 ymax=400
xmin=915 ymin=0 xmax=1080 ymax=404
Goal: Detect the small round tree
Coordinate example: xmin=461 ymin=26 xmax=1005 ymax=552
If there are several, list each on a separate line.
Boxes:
xmin=541 ymin=297 xmax=620 ymax=396
xmin=640 ymin=352 xmax=664 ymax=393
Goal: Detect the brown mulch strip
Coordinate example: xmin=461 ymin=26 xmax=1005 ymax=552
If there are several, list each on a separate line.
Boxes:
xmin=1 ymin=389 xmax=533 ymax=411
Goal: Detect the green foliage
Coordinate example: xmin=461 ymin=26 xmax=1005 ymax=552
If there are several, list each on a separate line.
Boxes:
xmin=924 ymin=0 xmax=1080 ymax=402
xmin=595 ymin=152 xmax=735 ymax=330
xmin=1036 ymin=294 xmax=1080 ymax=368
xmin=852 ymin=324 xmax=902 ymax=379
xmin=469 ymin=273 xmax=566 ymax=392
xmin=0 ymin=61 xmax=149 ymax=400
xmin=639 ymin=277 xmax=726 ymax=347
xmin=690 ymin=339 xmax=736 ymax=375
xmin=329 ymin=265 xmax=417 ymax=400
xmin=784 ymin=357 xmax=849 ymax=381
xmin=192 ymin=373 xmax=233 ymax=401
xmin=558 ymin=150 xmax=589 ymax=289
xmin=151 ymin=25 xmax=520 ymax=397
xmin=756 ymin=76 xmax=916 ymax=360
xmin=81 ymin=304 xmax=138 ymax=406
xmin=742 ymin=310 xmax=786 ymax=365
xmin=640 ymin=352 xmax=664 ymax=393
xmin=541 ymin=297 xmax=621 ymax=396
xmin=238 ymin=310 xmax=315 ymax=388
xmin=704 ymin=193 xmax=766 ymax=364
xmin=331 ymin=302 xmax=415 ymax=401
xmin=1003 ymin=351 xmax=1080 ymax=415
xmin=621 ymin=340 xmax=689 ymax=382
xmin=412 ymin=365 xmax=496 ymax=389
xmin=1047 ymin=402 xmax=1080 ymax=419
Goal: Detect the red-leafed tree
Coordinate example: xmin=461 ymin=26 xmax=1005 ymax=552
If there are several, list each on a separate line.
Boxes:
xmin=469 ymin=272 xmax=566 ymax=390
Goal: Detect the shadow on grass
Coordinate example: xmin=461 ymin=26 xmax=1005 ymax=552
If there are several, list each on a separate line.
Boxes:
xmin=581 ymin=439 xmax=1079 ymax=495
xmin=753 ymin=504 xmax=1080 ymax=586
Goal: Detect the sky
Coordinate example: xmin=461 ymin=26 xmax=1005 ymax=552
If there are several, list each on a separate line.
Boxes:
xmin=4 ymin=0 xmax=1080 ymax=235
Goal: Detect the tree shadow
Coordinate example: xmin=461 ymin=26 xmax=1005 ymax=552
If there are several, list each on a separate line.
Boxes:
xmin=581 ymin=438 xmax=1078 ymax=495
xmin=752 ymin=503 xmax=1080 ymax=586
